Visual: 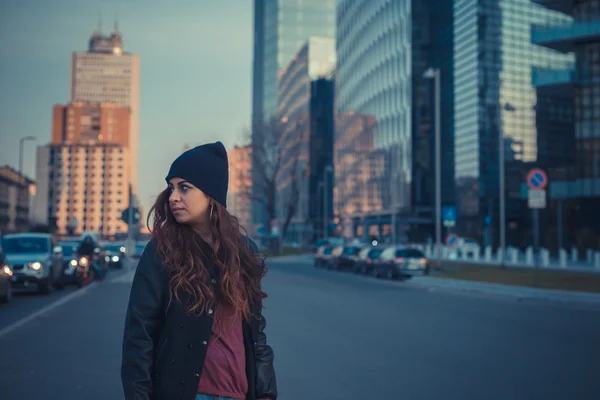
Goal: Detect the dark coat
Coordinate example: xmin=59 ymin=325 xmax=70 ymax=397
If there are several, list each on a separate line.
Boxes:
xmin=121 ymin=236 xmax=277 ymax=400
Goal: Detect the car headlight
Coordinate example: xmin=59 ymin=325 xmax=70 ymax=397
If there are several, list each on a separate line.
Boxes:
xmin=120 ymin=247 xmax=126 ymax=253
xmin=79 ymin=257 xmax=89 ymax=267
xmin=112 ymin=256 xmax=119 ymax=262
xmin=70 ymin=259 xmax=78 ymax=267
xmin=2 ymin=265 xmax=12 ymax=276
xmin=29 ymin=261 xmax=42 ymax=270
xmin=105 ymin=256 xmax=111 ymax=262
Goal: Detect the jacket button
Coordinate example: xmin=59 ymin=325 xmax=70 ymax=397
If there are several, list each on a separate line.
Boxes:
xmin=202 ymin=341 xmax=208 ymax=345
xmin=208 ymin=308 xmax=213 ymax=315
xmin=188 ymin=344 xmax=193 ymax=348
xmin=180 ymin=379 xmax=185 ymax=385
xmin=211 ymin=278 xmax=216 ymax=284
xmin=254 ymin=342 xmax=258 ymax=346
xmin=170 ymin=358 xmax=175 ymax=364
xmin=194 ymin=373 xmax=200 ymax=378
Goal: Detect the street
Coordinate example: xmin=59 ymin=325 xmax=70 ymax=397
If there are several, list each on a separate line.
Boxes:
xmin=0 ymin=257 xmax=599 ymax=400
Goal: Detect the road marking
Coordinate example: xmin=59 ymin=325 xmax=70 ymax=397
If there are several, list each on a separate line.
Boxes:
xmin=0 ymin=283 xmax=97 ymax=339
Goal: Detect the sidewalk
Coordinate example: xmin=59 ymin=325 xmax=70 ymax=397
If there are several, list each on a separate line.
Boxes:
xmin=408 ymin=275 xmax=600 ymax=308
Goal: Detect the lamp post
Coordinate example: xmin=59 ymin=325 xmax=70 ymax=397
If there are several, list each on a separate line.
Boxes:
xmin=18 ymin=136 xmax=37 ymax=185
xmin=423 ymin=67 xmax=441 ymax=266
xmin=323 ymin=165 xmax=333 ymax=240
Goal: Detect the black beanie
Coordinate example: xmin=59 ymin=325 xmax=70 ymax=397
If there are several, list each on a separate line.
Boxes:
xmin=165 ymin=141 xmax=229 ymax=208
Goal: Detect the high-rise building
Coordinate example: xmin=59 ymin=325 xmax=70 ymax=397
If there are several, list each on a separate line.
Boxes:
xmin=335 ymin=0 xmax=455 ymax=242
xmin=70 ymin=22 xmax=140 ymax=194
xmin=531 ymin=0 xmax=600 ymax=248
xmin=277 ymin=37 xmax=336 ymax=243
xmin=0 ymin=166 xmax=35 ymax=234
xmin=454 ymin=0 xmax=573 ymax=246
xmin=228 ymin=146 xmax=253 ymax=231
xmin=34 ymin=144 xmax=130 ymax=237
xmin=32 ymin=101 xmax=131 ymax=237
xmin=251 ymin=0 xmax=337 ymax=228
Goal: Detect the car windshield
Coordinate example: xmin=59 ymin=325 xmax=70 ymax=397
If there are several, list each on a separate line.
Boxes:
xmin=368 ymin=248 xmax=383 ymax=258
xmin=323 ymin=247 xmax=333 ymax=255
xmin=60 ymin=242 xmax=80 ymax=256
xmin=403 ymin=249 xmax=425 ymax=258
xmin=343 ymin=246 xmax=361 ymax=255
xmin=2 ymin=237 xmax=49 ymax=253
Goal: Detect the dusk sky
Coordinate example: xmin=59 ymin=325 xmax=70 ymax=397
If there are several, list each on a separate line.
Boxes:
xmin=0 ymin=0 xmax=253 ymax=215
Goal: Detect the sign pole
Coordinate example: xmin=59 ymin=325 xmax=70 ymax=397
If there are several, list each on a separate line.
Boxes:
xmin=533 ymin=207 xmax=540 ymax=287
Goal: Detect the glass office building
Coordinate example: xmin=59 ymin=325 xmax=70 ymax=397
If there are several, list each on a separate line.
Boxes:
xmin=251 ymin=0 xmax=337 ymax=230
xmin=453 ymin=0 xmax=573 ymax=245
xmin=336 ymin=0 xmax=455 ymax=242
xmin=532 ymin=0 xmax=600 ymax=249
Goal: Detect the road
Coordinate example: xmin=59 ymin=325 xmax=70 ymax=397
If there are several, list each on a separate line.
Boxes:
xmin=0 ymin=256 xmax=599 ymax=400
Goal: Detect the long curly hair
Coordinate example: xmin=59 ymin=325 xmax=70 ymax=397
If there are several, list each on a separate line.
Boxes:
xmin=147 ymin=189 xmax=267 ymax=321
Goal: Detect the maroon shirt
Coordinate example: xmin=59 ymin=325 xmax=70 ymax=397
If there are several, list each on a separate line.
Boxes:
xmin=197 ymin=299 xmax=248 ymax=400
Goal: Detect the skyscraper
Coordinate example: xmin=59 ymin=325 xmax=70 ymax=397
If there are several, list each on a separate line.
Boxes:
xmin=251 ymin=0 xmax=337 ymax=228
xmin=70 ymin=20 xmax=140 ymax=194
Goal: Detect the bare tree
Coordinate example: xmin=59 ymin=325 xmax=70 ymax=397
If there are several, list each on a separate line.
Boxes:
xmin=243 ymin=117 xmax=302 ymax=252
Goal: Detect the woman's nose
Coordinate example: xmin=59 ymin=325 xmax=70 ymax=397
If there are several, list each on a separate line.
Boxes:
xmin=169 ymin=190 xmax=180 ymax=202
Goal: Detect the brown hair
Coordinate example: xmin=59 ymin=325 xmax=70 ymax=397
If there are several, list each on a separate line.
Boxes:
xmin=147 ymin=189 xmax=267 ymax=320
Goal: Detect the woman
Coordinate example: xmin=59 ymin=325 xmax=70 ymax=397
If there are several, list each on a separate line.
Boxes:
xmin=121 ymin=142 xmax=277 ymax=400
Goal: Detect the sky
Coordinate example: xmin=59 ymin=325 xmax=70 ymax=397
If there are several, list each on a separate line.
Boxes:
xmin=0 ymin=0 xmax=253 ymax=216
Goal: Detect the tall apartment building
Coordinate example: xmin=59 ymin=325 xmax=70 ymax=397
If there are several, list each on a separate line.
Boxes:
xmin=228 ymin=146 xmax=252 ymax=231
xmin=251 ymin=0 xmax=337 ymax=229
xmin=33 ymin=102 xmax=131 ymax=237
xmin=70 ymin=24 xmax=140 ymax=194
xmin=0 ymin=166 xmax=35 ymax=234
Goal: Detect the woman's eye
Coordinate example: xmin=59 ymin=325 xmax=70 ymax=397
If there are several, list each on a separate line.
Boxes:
xmin=181 ymin=186 xmax=189 ymax=192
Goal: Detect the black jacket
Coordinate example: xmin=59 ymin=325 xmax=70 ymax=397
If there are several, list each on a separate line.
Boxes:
xmin=78 ymin=241 xmax=95 ymax=257
xmin=121 ymin=236 xmax=277 ymax=400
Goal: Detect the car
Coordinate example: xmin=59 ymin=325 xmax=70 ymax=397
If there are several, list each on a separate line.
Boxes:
xmin=371 ymin=246 xmax=429 ymax=279
xmin=59 ymin=239 xmax=82 ymax=285
xmin=327 ymin=245 xmax=345 ymax=269
xmin=0 ymin=246 xmax=13 ymax=303
xmin=314 ymin=245 xmax=333 ymax=267
xmin=353 ymin=246 xmax=385 ymax=275
xmin=103 ymin=243 xmax=126 ymax=268
xmin=329 ymin=245 xmax=363 ymax=271
xmin=1 ymin=233 xmax=64 ymax=294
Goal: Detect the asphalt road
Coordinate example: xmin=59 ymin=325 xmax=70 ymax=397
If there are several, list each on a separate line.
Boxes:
xmin=0 ymin=257 xmax=599 ymax=400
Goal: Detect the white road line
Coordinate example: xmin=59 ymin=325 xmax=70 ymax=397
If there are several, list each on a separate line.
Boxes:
xmin=0 ymin=283 xmax=96 ymax=339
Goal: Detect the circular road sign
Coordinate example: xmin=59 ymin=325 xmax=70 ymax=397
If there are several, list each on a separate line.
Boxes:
xmin=526 ymin=168 xmax=548 ymax=190
xmin=446 ymin=233 xmax=460 ymax=247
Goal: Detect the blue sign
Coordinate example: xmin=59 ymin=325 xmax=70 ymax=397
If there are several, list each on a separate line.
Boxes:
xmin=442 ymin=206 xmax=457 ymax=224
xmin=446 ymin=233 xmax=460 ymax=247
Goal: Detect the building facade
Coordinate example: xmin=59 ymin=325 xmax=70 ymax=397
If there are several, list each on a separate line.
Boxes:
xmin=35 ymin=144 xmax=130 ymax=237
xmin=336 ymin=0 xmax=455 ymax=243
xmin=52 ymin=102 xmax=131 ymax=147
xmin=0 ymin=166 xmax=35 ymax=234
xmin=251 ymin=0 xmax=337 ymax=229
xmin=277 ymin=37 xmax=335 ymax=244
xmin=531 ymin=0 xmax=600 ymax=249
xmin=228 ymin=145 xmax=253 ymax=231
xmin=454 ymin=0 xmax=574 ymax=247
xmin=70 ymin=25 xmax=140 ymax=194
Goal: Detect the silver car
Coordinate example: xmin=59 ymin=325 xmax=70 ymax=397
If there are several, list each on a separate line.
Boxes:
xmin=1 ymin=233 xmax=64 ymax=294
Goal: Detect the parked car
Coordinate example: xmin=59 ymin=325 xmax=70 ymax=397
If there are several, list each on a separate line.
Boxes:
xmin=314 ymin=245 xmax=333 ymax=267
xmin=329 ymin=245 xmax=363 ymax=271
xmin=327 ymin=245 xmax=345 ymax=269
xmin=371 ymin=246 xmax=429 ymax=279
xmin=353 ymin=247 xmax=385 ymax=275
xmin=1 ymin=233 xmax=64 ymax=294
xmin=103 ymin=243 xmax=126 ymax=268
xmin=0 ymin=246 xmax=13 ymax=303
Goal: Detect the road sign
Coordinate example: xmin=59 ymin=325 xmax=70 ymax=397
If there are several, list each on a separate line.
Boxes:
xmin=446 ymin=233 xmax=460 ymax=247
xmin=121 ymin=207 xmax=141 ymax=225
xmin=526 ymin=168 xmax=548 ymax=190
xmin=442 ymin=206 xmax=457 ymax=227
xmin=528 ymin=189 xmax=546 ymax=209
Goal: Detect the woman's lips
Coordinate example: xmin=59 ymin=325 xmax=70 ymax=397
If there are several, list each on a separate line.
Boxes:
xmin=171 ymin=208 xmax=184 ymax=214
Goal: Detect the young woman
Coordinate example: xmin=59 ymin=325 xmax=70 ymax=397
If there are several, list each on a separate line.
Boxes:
xmin=121 ymin=142 xmax=277 ymax=400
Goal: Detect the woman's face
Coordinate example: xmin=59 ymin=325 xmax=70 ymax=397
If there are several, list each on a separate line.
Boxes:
xmin=168 ymin=177 xmax=211 ymax=226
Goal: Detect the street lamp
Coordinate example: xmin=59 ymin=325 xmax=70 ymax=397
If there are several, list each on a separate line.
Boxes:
xmin=423 ymin=67 xmax=442 ymax=266
xmin=499 ymin=102 xmax=516 ymax=266
xmin=19 ymin=136 xmax=37 ymax=185
xmin=323 ymin=164 xmax=333 ymax=240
